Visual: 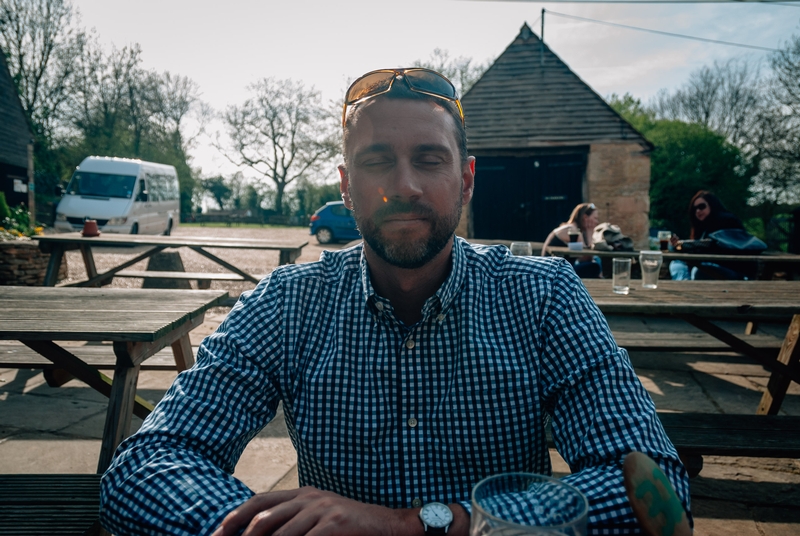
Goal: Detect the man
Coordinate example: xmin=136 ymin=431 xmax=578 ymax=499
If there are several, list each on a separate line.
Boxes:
xmin=100 ymin=68 xmax=690 ymax=535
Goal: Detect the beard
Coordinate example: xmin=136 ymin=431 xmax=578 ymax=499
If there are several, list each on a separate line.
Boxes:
xmin=351 ymin=195 xmax=462 ymax=269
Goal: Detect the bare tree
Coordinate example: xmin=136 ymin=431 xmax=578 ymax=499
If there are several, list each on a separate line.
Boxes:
xmin=218 ymin=78 xmax=339 ymax=215
xmin=653 ymin=59 xmax=761 ymax=148
xmin=413 ymin=48 xmax=490 ymax=97
xmin=749 ymin=34 xmax=800 ymax=206
xmin=0 ymin=0 xmax=84 ymax=141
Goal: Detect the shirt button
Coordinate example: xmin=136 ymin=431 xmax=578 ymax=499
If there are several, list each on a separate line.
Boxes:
xmin=407 ymin=418 xmax=418 ymax=428
xmin=375 ymin=302 xmax=384 ymax=311
xmin=405 ymin=338 xmax=415 ymax=349
xmin=412 ymin=498 xmax=422 ymax=508
xmin=436 ymin=313 xmax=446 ymax=322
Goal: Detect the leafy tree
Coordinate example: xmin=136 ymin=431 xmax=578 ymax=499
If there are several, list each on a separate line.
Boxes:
xmin=218 ymin=78 xmax=339 ymax=215
xmin=201 ymin=176 xmax=232 ymax=210
xmin=610 ymin=94 xmax=756 ymax=237
xmin=412 ymin=48 xmax=490 ymax=96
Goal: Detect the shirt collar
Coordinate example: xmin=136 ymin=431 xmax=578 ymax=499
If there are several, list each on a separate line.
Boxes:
xmin=360 ymin=237 xmax=468 ymax=323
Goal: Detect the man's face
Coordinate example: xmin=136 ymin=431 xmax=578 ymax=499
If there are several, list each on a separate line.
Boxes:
xmin=339 ymin=98 xmax=474 ymax=269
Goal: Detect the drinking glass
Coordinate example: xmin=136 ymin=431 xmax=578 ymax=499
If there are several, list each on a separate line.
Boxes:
xmin=612 ymin=258 xmax=631 ymax=295
xmin=639 ymin=251 xmax=663 ymax=289
xmin=510 ymin=242 xmax=533 ymax=256
xmin=471 ymin=473 xmax=588 ymax=536
xmin=657 ymin=230 xmax=672 ymax=252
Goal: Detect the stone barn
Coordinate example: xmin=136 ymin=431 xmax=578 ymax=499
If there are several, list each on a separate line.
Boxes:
xmin=0 ymin=47 xmax=34 ymax=215
xmin=457 ymin=24 xmax=652 ymax=248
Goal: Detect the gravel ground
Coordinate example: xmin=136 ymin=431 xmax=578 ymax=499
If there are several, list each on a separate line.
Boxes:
xmin=60 ymin=224 xmax=357 ymax=302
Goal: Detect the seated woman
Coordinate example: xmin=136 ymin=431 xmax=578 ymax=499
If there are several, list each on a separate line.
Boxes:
xmin=541 ymin=202 xmax=603 ymax=278
xmin=669 ymin=190 xmax=752 ymax=280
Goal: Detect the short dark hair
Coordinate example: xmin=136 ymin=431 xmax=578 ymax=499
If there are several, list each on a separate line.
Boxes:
xmin=342 ymin=82 xmax=468 ymax=165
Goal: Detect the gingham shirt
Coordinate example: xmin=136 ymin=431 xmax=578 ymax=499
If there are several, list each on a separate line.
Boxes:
xmin=100 ymin=238 xmax=690 ymax=535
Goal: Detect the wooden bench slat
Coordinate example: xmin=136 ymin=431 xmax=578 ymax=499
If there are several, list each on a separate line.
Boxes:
xmin=0 ymin=474 xmax=101 ymax=536
xmin=0 ymin=344 xmax=197 ymax=370
xmin=612 ymin=332 xmax=783 ymax=352
xmin=115 ymin=270 xmax=266 ymax=281
xmin=658 ymin=413 xmax=800 ymax=458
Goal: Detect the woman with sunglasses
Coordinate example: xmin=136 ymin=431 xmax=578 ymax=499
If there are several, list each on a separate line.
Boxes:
xmin=669 ymin=190 xmax=748 ymax=280
xmin=541 ymin=202 xmax=603 ymax=278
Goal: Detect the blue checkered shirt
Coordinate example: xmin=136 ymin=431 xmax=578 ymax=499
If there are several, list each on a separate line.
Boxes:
xmin=100 ymin=238 xmax=690 ymax=535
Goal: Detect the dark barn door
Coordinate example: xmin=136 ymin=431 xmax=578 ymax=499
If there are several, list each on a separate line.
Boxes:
xmin=472 ymin=154 xmax=586 ymax=242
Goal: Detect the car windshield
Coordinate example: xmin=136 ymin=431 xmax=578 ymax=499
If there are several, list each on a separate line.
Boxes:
xmin=66 ymin=171 xmax=137 ymax=199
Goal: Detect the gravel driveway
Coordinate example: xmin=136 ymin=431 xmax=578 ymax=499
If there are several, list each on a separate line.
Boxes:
xmin=61 ymin=225 xmax=358 ymax=300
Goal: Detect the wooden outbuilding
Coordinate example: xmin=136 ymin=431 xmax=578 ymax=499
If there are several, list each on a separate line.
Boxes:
xmin=457 ymin=23 xmax=652 ymax=247
xmin=0 ymin=47 xmax=34 ymax=214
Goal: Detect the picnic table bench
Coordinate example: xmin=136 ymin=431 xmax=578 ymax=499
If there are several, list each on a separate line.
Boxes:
xmin=37 ymin=233 xmax=306 ymax=287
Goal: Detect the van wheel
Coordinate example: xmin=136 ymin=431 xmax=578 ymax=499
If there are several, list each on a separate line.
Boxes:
xmin=164 ymin=220 xmax=172 ymax=236
xmin=130 ymin=223 xmax=139 ymax=235
xmin=316 ymin=227 xmax=333 ymax=244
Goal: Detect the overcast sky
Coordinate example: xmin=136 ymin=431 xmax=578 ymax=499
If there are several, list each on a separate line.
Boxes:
xmin=71 ymin=0 xmax=800 ymax=179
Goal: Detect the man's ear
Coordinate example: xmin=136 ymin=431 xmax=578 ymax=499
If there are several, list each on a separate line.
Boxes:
xmin=461 ymin=156 xmax=476 ymax=206
xmin=338 ymin=164 xmax=353 ymax=209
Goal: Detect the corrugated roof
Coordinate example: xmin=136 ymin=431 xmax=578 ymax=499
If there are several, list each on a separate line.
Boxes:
xmin=462 ymin=23 xmax=651 ymax=151
xmin=0 ymin=47 xmax=33 ymax=168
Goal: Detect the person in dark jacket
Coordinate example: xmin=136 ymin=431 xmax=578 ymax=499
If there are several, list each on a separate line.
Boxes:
xmin=669 ymin=191 xmax=750 ymax=280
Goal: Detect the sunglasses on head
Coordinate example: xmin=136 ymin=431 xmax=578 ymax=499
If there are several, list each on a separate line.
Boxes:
xmin=342 ymin=68 xmax=464 ymax=127
xmin=693 ymin=203 xmax=708 ymax=212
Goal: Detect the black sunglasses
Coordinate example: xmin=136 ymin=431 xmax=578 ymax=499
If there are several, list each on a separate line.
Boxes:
xmin=693 ymin=203 xmax=708 ymax=212
xmin=342 ymin=68 xmax=464 ymax=127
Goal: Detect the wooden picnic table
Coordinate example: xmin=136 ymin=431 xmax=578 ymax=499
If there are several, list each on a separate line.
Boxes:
xmin=547 ymin=245 xmax=800 ymax=279
xmin=0 ymin=286 xmax=228 ymax=473
xmin=582 ymin=280 xmax=800 ymax=415
xmin=37 ymin=233 xmax=308 ymax=287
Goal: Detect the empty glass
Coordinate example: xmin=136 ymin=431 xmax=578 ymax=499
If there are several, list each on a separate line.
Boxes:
xmin=612 ymin=258 xmax=631 ymax=295
xmin=471 ymin=473 xmax=588 ymax=535
xmin=510 ymin=242 xmax=533 ymax=256
xmin=639 ymin=251 xmax=663 ymax=289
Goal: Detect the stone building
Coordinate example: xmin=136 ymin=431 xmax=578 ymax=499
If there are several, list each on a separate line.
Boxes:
xmin=457 ymin=24 xmax=652 ymax=247
xmin=0 ymin=47 xmax=34 ymax=213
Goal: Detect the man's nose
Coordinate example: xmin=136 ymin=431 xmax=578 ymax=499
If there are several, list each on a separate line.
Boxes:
xmin=387 ymin=160 xmax=423 ymax=200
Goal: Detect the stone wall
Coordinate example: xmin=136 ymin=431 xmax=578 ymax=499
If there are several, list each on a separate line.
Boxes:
xmin=585 ymin=142 xmax=651 ymax=249
xmin=0 ymin=240 xmax=68 ymax=286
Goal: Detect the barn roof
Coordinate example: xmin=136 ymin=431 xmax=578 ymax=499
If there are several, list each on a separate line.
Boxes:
xmin=0 ymin=47 xmax=33 ymax=169
xmin=462 ymin=23 xmax=651 ymax=151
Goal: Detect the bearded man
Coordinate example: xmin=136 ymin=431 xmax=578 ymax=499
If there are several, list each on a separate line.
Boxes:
xmin=100 ymin=68 xmax=691 ymax=536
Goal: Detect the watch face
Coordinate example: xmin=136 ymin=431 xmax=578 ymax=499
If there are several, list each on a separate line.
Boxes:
xmin=420 ymin=502 xmax=453 ymax=528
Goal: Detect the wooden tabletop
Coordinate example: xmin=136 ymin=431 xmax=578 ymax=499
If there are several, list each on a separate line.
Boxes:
xmin=37 ymin=233 xmax=308 ymax=251
xmin=0 ymin=287 xmax=228 ymax=341
xmin=582 ymin=279 xmax=800 ymax=319
xmin=547 ymin=246 xmax=800 ymax=264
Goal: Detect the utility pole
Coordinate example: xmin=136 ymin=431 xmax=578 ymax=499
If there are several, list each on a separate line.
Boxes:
xmin=540 ymin=8 xmax=545 ymax=66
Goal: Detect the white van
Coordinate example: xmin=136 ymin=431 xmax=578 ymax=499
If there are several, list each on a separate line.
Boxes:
xmin=54 ymin=156 xmax=180 ymax=235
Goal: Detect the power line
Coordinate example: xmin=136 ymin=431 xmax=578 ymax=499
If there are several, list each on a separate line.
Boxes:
xmin=545 ymin=9 xmax=781 ymax=50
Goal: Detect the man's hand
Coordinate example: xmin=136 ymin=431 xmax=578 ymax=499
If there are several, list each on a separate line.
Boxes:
xmin=212 ymin=486 xmax=425 ymax=536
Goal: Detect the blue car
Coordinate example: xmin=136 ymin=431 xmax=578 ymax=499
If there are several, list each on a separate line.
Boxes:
xmin=309 ymin=201 xmax=361 ymax=244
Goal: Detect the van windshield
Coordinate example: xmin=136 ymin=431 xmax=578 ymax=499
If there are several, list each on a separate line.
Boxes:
xmin=66 ymin=172 xmax=137 ymax=199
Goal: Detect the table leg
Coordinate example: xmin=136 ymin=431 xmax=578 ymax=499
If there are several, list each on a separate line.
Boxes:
xmin=42 ymin=244 xmax=64 ymax=286
xmin=757 ymin=314 xmax=800 ymax=415
xmin=280 ymin=248 xmax=302 ymax=265
xmin=97 ymin=359 xmax=141 ymax=473
xmin=171 ymin=334 xmax=195 ymax=371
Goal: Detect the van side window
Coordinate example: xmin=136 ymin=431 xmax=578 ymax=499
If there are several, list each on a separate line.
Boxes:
xmin=136 ymin=179 xmax=148 ymax=202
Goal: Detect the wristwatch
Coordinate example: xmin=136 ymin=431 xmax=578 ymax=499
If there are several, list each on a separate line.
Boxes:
xmin=419 ymin=501 xmax=453 ymax=534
